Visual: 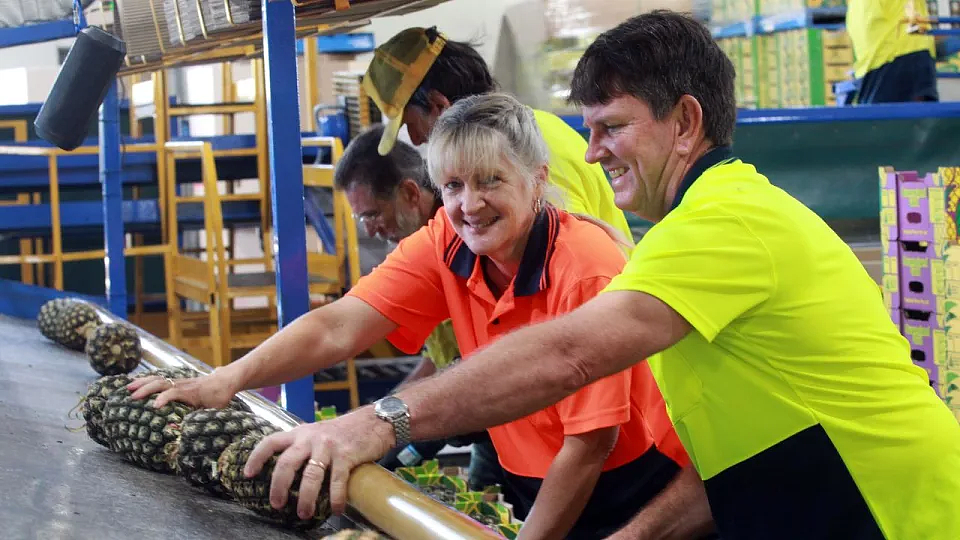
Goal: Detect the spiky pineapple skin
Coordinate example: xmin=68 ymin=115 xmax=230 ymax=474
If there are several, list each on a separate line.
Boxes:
xmin=85 ymin=323 xmax=142 ymax=376
xmin=56 ymin=302 xmax=101 ymax=351
xmin=217 ymin=433 xmax=331 ymax=528
xmin=81 ymin=374 xmax=136 ymax=447
xmin=80 ymin=368 xmax=248 ymax=449
xmin=100 ymin=394 xmax=195 ymax=473
xmin=37 ymin=298 xmax=73 ymax=342
xmin=170 ymin=408 xmax=279 ymax=496
xmin=322 ymin=530 xmax=390 ymax=539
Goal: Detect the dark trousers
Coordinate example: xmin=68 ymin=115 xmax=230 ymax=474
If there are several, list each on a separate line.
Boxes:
xmin=856 ymin=50 xmax=939 ymax=104
xmin=503 ymin=446 xmax=683 ymax=540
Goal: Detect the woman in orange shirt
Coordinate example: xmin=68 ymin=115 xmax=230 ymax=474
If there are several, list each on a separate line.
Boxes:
xmin=131 ymin=92 xmax=692 ymax=539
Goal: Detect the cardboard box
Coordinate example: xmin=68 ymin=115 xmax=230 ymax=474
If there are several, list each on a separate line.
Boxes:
xmin=897 ymin=172 xmax=947 ymax=243
xmin=900 ymin=310 xmax=960 ymax=396
xmin=879 ymin=166 xmax=899 ymax=209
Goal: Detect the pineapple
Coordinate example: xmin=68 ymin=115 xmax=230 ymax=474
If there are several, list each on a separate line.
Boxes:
xmin=37 ymin=298 xmax=72 ymax=342
xmin=322 ymin=530 xmax=390 ymax=539
xmin=80 ymin=374 xmax=135 ymax=447
xmin=85 ymin=323 xmax=142 ymax=376
xmin=56 ymin=302 xmax=101 ymax=351
xmin=100 ymin=393 xmax=196 ymax=473
xmin=79 ymin=368 xmax=246 ymax=449
xmin=217 ymin=432 xmax=331 ymax=528
xmin=168 ymin=408 xmax=279 ymax=496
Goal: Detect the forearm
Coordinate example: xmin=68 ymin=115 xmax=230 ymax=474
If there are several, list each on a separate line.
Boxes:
xmin=608 ymin=464 xmax=715 ymax=540
xmin=219 ymin=299 xmax=389 ymax=392
xmin=396 ymin=317 xmax=589 ymax=440
xmin=396 ymin=291 xmax=689 ymax=443
xmin=391 ymin=357 xmax=437 ymax=393
xmin=518 ymin=443 xmax=608 ymax=540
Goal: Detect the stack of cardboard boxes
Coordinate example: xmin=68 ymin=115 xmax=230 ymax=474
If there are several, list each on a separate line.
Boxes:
xmin=757 ymin=0 xmax=846 ymax=15
xmin=759 ymin=27 xmax=854 ymax=108
xmin=880 ymin=166 xmax=960 ymax=420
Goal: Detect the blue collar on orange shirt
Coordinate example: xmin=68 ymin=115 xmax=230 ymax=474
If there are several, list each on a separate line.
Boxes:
xmin=444 ymin=206 xmax=560 ymax=297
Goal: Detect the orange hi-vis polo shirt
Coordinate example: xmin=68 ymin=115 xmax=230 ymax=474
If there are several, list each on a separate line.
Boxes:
xmin=347 ymin=206 xmax=688 ymax=479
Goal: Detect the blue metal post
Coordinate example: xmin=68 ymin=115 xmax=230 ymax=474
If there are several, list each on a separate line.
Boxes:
xmin=99 ymin=80 xmax=127 ymax=318
xmin=262 ymin=0 xmax=314 ymax=422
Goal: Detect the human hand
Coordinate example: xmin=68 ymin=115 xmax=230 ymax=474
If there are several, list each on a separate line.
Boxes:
xmin=242 ymin=406 xmax=396 ymax=518
xmin=126 ymin=369 xmax=241 ymax=409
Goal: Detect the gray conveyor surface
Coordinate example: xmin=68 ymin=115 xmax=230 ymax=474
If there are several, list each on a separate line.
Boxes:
xmin=0 ymin=314 xmax=344 ymax=540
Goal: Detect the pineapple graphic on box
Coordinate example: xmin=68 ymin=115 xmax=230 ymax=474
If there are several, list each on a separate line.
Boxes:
xmin=942 ymin=167 xmax=960 ymax=245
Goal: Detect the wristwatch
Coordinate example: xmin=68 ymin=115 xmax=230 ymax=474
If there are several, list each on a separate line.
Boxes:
xmin=374 ymin=395 xmax=411 ymax=447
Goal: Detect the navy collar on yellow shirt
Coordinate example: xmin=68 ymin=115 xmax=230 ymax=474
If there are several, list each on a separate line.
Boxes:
xmin=669 ymin=145 xmax=735 ymax=213
xmin=444 ymin=206 xmax=560 ymax=297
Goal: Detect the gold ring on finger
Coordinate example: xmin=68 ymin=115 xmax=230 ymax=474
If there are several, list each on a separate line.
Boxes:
xmin=161 ymin=375 xmax=176 ymax=388
xmin=307 ymin=458 xmax=326 ymax=471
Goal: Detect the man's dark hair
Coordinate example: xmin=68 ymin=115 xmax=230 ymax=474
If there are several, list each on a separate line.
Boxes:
xmin=569 ymin=10 xmax=736 ymax=146
xmin=333 ymin=124 xmax=434 ymax=199
xmin=408 ymin=29 xmax=497 ymax=109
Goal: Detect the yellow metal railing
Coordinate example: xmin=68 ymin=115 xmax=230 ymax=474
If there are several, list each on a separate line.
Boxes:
xmin=163 ymin=138 xmax=357 ymax=375
xmin=0 ymin=143 xmax=166 ymax=292
xmin=302 ymin=135 xmax=361 ymax=408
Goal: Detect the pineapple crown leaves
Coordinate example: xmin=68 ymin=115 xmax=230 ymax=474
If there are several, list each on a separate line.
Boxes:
xmin=64 ymin=392 xmax=91 ymax=434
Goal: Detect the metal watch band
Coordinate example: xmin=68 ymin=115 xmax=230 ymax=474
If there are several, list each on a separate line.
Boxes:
xmin=393 ymin=413 xmax=411 ymax=447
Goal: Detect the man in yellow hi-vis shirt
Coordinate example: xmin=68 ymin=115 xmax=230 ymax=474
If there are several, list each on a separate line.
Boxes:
xmin=846 ymin=0 xmax=939 ymax=102
xmin=270 ymin=11 xmax=960 ymax=539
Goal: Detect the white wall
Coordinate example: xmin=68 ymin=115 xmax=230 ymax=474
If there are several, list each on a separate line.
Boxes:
xmin=361 ymin=0 xmax=531 ymax=66
xmin=0 ymin=37 xmax=73 ymax=69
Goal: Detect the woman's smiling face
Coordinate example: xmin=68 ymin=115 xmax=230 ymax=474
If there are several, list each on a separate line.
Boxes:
xmin=437 ymin=160 xmax=540 ymax=266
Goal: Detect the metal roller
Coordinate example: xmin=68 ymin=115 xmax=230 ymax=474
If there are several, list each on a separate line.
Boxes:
xmin=84 ymin=301 xmax=501 ymax=540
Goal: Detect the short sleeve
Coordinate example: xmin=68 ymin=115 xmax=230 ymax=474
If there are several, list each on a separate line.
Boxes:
xmin=346 ymin=222 xmax=450 ymax=354
xmin=553 ymin=275 xmax=632 ymax=435
xmin=603 ymin=205 xmax=776 ymax=342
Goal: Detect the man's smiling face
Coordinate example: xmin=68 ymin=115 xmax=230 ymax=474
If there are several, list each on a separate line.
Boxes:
xmin=582 ymin=94 xmax=676 ymax=221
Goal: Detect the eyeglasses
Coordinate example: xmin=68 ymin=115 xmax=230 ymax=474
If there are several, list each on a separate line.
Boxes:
xmin=353 ymin=211 xmax=383 ymax=227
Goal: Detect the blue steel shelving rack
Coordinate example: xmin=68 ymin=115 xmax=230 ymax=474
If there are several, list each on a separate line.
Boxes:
xmin=0 ymin=2 xmax=318 ymax=421
xmin=0 ymin=4 xmax=128 ymax=320
xmin=261 ymin=0 xmax=313 ymax=422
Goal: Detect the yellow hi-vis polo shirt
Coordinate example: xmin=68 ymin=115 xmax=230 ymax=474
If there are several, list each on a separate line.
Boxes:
xmin=847 ymin=0 xmax=936 ymax=78
xmin=603 ymin=146 xmax=960 ymax=540
xmin=533 ymin=109 xmax=635 ymax=246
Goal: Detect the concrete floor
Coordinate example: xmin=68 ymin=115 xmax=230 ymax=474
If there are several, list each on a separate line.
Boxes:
xmin=0 ymin=314 xmax=348 ymax=540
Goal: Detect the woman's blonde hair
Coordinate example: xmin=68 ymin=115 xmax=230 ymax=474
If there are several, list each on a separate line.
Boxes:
xmin=426 ymin=92 xmax=553 ymax=203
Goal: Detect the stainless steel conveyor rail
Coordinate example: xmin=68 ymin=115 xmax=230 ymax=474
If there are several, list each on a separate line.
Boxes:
xmin=86 ymin=302 xmax=501 ymax=540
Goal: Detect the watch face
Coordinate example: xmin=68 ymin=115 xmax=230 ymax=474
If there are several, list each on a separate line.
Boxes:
xmin=378 ymin=396 xmax=407 ymax=417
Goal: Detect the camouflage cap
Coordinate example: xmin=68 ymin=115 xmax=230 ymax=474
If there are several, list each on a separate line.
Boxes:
xmin=362 ymin=27 xmax=447 ymax=155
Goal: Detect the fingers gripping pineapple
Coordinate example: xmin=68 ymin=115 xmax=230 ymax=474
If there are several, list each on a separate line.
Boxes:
xmin=217 ymin=432 xmax=332 ymax=529
xmin=127 ymin=369 xmax=241 ymax=411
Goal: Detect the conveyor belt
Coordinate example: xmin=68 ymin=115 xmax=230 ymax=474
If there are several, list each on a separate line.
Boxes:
xmin=0 ymin=314 xmax=348 ymax=539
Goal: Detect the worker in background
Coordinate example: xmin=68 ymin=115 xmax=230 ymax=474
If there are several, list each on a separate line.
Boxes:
xmin=224 ymin=11 xmax=960 ymax=540
xmin=333 ymin=123 xmax=505 ymax=497
xmin=846 ymin=0 xmax=939 ymax=103
xmin=360 ymin=25 xmax=633 ymax=246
